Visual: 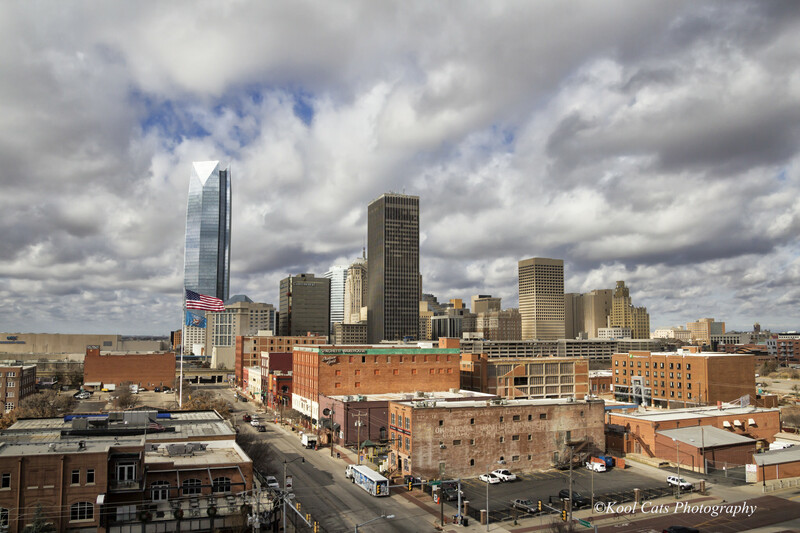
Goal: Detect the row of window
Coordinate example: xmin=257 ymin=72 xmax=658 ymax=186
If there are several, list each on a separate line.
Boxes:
xmin=617 ymin=369 xmax=691 ymax=380
xmin=151 ymin=477 xmax=232 ymax=499
xmin=71 ymin=468 xmax=96 ymax=486
xmin=335 ymin=367 xmax=454 ymax=377
xmin=616 ymin=360 xmax=691 ymax=371
xmin=0 ymin=503 xmax=95 ymax=526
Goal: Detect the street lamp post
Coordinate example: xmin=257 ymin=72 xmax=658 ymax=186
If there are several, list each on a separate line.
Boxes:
xmin=354 ymin=513 xmax=394 ymax=532
xmin=673 ymin=437 xmax=680 ymax=500
xmin=486 ymin=459 xmax=503 ymax=532
xmin=282 ymin=457 xmax=305 ymax=532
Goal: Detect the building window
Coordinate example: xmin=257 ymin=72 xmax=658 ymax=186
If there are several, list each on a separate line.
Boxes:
xmin=391 ymin=413 xmax=395 ymax=425
xmin=70 ymin=502 xmax=93 ymax=522
xmin=499 ymin=416 xmax=504 ymax=423
xmin=686 ymin=364 xmax=691 ymax=370
xmin=354 ymin=382 xmax=361 ymax=388
xmin=405 ymin=437 xmax=410 ymax=450
xmin=470 ymin=439 xmax=475 ymax=445
xmin=614 ymin=360 xmax=618 ymax=366
xmin=512 ymin=455 xmax=520 ymax=462
xmin=212 ymin=477 xmax=231 ymax=493
xmin=4 ymin=403 xmax=12 ymax=412
xmin=405 ymin=417 xmax=410 ymax=430
xmin=512 ymin=415 xmax=520 ymax=421
xmin=470 ymin=459 xmax=475 ymax=466
xmin=1 ymin=473 xmax=9 ymax=489
xmin=393 ymin=369 xmax=399 ymax=375
xmin=116 ymin=463 xmax=135 ymax=481
xmin=87 ymin=469 xmax=95 ymax=484
xmin=71 ymin=470 xmax=80 ymax=485
xmin=182 ymin=478 xmax=202 ymax=495
xmin=499 ymin=436 xmax=504 ymax=443
xmin=151 ymin=481 xmax=170 ymax=501
xmin=0 ymin=508 xmax=7 ymax=527
xmin=453 ymin=440 xmax=461 ymax=446
xmin=540 ymin=413 xmax=547 ymax=419
xmin=470 ymin=418 xmax=474 ymax=425
xmin=439 ymin=420 xmax=443 ymax=426
xmin=411 ymin=369 xmax=417 ymax=375
xmin=512 ymin=435 xmax=520 ymax=441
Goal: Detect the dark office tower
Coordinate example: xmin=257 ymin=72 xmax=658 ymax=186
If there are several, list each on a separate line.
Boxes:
xmin=278 ymin=274 xmax=331 ymax=337
xmin=184 ymin=161 xmax=231 ymax=301
xmin=367 ymin=193 xmax=420 ymax=343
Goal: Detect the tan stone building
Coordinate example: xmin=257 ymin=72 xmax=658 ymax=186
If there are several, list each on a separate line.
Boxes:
xmin=460 ymin=355 xmax=589 ymax=400
xmin=343 ymin=256 xmax=367 ymax=324
xmin=389 ymin=398 xmax=605 ymax=479
xmin=687 ymin=318 xmax=726 ymax=346
xmin=608 ymin=281 xmax=650 ymax=339
xmin=518 ymin=257 xmax=565 ymax=340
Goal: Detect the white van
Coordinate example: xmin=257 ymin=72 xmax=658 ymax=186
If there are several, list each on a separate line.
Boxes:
xmin=586 ymin=461 xmax=606 ymax=472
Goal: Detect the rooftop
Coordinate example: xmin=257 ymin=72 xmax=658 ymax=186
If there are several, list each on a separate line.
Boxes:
xmin=0 ymin=436 xmax=142 ymax=457
xmin=329 ymin=390 xmax=495 ymax=402
xmin=657 ymin=426 xmax=755 ymax=448
xmin=295 ymin=345 xmax=460 ymax=355
xmin=754 ymin=446 xmax=800 ymax=466
xmin=145 ymin=440 xmax=251 ymax=466
xmin=609 ymin=405 xmax=779 ymax=422
xmin=393 ymin=397 xmax=601 ymax=409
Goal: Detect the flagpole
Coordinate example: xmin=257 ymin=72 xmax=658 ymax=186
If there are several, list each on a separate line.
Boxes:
xmin=180 ymin=290 xmax=185 ymax=409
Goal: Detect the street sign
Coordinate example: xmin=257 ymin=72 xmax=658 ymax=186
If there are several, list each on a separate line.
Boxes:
xmin=578 ymin=519 xmax=592 ymax=528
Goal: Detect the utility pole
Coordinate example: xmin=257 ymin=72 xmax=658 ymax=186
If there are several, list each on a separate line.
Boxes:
xmin=568 ymin=445 xmax=574 ymax=522
xmin=354 ymin=411 xmax=367 ymax=465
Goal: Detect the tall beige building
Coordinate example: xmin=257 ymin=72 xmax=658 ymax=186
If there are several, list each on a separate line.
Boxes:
xmin=343 ymin=256 xmax=368 ymax=324
xmin=687 ymin=318 xmax=725 ymax=345
xmin=518 ymin=257 xmax=565 ymax=340
xmin=608 ymin=281 xmax=650 ymax=339
xmin=471 ymin=294 xmax=502 ymax=315
xmin=565 ymin=289 xmax=613 ymax=339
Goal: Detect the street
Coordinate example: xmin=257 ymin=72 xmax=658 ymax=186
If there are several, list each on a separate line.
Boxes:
xmin=217 ymin=385 xmax=436 ymax=532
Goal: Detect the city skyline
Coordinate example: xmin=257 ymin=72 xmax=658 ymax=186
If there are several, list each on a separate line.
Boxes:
xmin=1 ymin=3 xmax=800 ymax=334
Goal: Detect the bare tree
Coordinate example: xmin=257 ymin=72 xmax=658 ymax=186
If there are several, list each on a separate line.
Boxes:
xmin=236 ymin=432 xmax=274 ymax=472
xmin=182 ymin=389 xmax=232 ymax=418
xmin=113 ymin=382 xmax=140 ymax=410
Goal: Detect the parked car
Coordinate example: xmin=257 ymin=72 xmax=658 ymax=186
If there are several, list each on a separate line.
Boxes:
xmin=558 ymin=489 xmax=589 ymax=509
xmin=511 ymin=499 xmax=538 ymax=513
xmin=250 ymin=419 xmax=261 ymax=427
xmin=162 ymin=386 xmax=171 ymax=392
xmin=154 ymin=387 xmax=161 ymax=392
xmin=492 ymin=468 xmax=517 ymax=482
xmin=479 ymin=473 xmax=501 ymax=484
xmin=441 ymin=481 xmax=463 ymax=501
xmin=256 ymin=425 xmax=266 ymax=432
xmin=265 ymin=476 xmax=280 ymax=490
xmin=666 ymin=476 xmax=693 ymax=490
xmin=242 ymin=414 xmax=252 ymax=422
xmin=586 ymin=461 xmax=607 ymax=472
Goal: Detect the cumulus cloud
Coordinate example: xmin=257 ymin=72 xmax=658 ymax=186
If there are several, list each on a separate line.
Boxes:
xmin=1 ymin=1 xmax=799 ymax=334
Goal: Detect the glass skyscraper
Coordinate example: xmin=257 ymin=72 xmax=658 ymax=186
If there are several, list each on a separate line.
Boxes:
xmin=184 ymin=161 xmax=231 ymax=301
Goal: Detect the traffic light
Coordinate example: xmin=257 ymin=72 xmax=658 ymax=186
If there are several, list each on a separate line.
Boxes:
xmin=408 ymin=480 xmax=413 ymax=491
xmin=296 ymin=502 xmax=301 ymax=511
xmin=537 ymin=500 xmax=542 ymax=511
xmin=376 ymin=484 xmax=381 ymax=495
xmin=314 ymin=522 xmax=319 ymax=533
xmin=561 ymin=509 xmax=567 ymax=522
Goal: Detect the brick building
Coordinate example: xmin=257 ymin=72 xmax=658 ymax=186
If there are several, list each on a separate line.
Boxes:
xmin=612 ymin=348 xmax=755 ymax=407
xmin=606 ymin=405 xmax=781 ymax=457
xmin=654 ymin=426 xmax=757 ymax=472
xmin=589 ymin=370 xmax=613 ymax=396
xmin=0 ymin=363 xmax=36 ymax=413
xmin=267 ymin=372 xmax=292 ymax=413
xmin=318 ymin=390 xmax=495 ymax=448
xmin=82 ymin=346 xmax=175 ymax=390
xmin=292 ymin=345 xmax=461 ymax=426
xmin=459 ymin=355 xmax=590 ymax=400
xmin=234 ymin=334 xmax=326 ymax=387
xmin=0 ymin=411 xmax=252 ymax=532
xmin=753 ymin=447 xmax=800 ymax=482
xmin=388 ymin=397 xmax=605 ymax=479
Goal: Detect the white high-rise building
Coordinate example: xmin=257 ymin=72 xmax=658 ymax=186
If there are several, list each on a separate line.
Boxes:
xmin=324 ymin=265 xmax=348 ymax=333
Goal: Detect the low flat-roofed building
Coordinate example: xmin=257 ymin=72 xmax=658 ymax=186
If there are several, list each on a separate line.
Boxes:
xmin=0 ymin=410 xmax=251 ymax=532
xmin=655 ymin=426 xmax=757 ymax=472
xmin=318 ymin=389 xmax=496 ymax=448
xmin=389 ymin=397 xmax=605 ymax=479
xmin=83 ymin=346 xmax=176 ymax=391
xmin=589 ymin=370 xmax=613 ymax=396
xmin=607 ymin=405 xmax=780 ymax=457
xmin=753 ymin=446 xmax=800 ymax=482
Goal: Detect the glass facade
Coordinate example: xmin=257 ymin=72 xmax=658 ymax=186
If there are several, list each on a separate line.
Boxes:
xmin=184 ymin=161 xmax=231 ymax=301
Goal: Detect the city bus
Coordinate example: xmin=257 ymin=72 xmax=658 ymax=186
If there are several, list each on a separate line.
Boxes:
xmin=345 ymin=465 xmax=390 ymax=497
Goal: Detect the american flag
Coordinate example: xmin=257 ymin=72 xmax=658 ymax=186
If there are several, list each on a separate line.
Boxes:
xmin=185 ymin=289 xmax=225 ymax=312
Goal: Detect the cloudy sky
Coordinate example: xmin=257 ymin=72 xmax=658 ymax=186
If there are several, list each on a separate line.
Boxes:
xmin=2 ymin=1 xmax=800 ymax=336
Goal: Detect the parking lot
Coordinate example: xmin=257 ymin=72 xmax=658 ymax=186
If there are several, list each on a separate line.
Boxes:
xmin=436 ymin=466 xmax=672 ymax=516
